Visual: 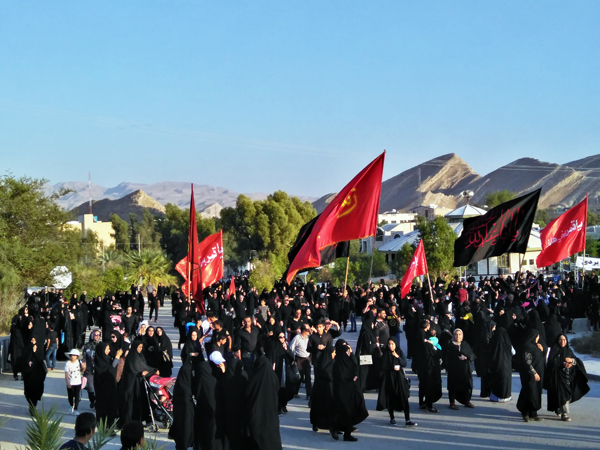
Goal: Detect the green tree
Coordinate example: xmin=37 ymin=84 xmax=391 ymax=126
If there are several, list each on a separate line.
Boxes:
xmin=588 ymin=210 xmax=600 ymax=226
xmin=155 ymin=203 xmax=216 ymax=269
xmin=586 ymin=238 xmax=599 ymax=258
xmin=111 ymin=214 xmax=130 ymax=253
xmin=0 ymin=175 xmax=85 ymax=333
xmin=126 ymin=249 xmax=177 ymax=288
xmin=248 ymin=257 xmax=281 ymax=292
xmin=484 ymin=190 xmax=516 ymax=208
xmin=535 ymin=209 xmax=550 ymax=228
xmin=390 ymin=242 xmax=417 ymax=280
xmin=416 ymin=216 xmax=458 ymax=278
xmin=220 ymin=192 xmax=316 ymax=271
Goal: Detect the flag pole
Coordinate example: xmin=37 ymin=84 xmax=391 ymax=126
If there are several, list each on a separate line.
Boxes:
xmin=582 ymin=193 xmax=588 ymax=287
xmin=426 ymin=272 xmax=435 ymax=309
xmin=343 ymin=255 xmax=350 ymax=296
xmin=368 ymin=236 xmax=375 ymax=283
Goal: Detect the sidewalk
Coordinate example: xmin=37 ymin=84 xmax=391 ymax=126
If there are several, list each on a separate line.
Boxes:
xmin=570 ymin=330 xmax=600 ymax=381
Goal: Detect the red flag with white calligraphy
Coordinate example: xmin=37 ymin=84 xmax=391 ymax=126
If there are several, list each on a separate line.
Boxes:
xmin=400 ymin=240 xmax=429 ymax=299
xmin=536 ymin=196 xmax=587 ymax=268
xmin=196 ymin=230 xmax=224 ymax=292
xmin=285 ymin=152 xmax=385 ymax=283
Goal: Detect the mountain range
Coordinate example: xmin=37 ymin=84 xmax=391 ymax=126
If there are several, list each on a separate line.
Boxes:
xmin=48 ymin=153 xmax=600 ymax=221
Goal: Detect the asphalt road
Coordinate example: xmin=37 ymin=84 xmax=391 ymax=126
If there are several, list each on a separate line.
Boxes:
xmin=1 ymin=301 xmax=599 ymax=450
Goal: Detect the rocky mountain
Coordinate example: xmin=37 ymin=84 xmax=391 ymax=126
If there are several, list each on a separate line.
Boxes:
xmin=46 ymin=181 xmax=272 ymax=211
xmin=70 ymin=190 xmax=167 ymax=222
xmin=314 ymin=153 xmax=600 ymax=214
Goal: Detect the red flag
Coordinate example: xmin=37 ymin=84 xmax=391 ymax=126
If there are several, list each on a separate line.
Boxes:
xmin=197 ymin=230 xmax=224 ymax=291
xmin=536 ymin=197 xmax=587 ymax=268
xmin=228 ymin=276 xmax=236 ymax=300
xmin=400 ymin=240 xmax=428 ymax=299
xmin=285 ymin=152 xmax=385 ymax=283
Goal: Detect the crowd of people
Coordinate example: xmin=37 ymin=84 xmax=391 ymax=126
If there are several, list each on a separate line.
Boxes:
xmin=7 ymin=269 xmax=597 ymax=450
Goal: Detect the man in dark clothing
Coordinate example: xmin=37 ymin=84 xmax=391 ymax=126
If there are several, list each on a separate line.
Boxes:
xmin=59 ymin=412 xmax=96 ymax=450
xmin=236 ymin=316 xmax=260 ymax=374
xmin=120 ymin=421 xmax=145 ymax=450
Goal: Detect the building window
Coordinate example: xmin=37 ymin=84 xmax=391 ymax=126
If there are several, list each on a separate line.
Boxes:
xmin=498 ymin=255 xmax=509 ymax=268
xmin=529 ymin=259 xmax=534 ymax=265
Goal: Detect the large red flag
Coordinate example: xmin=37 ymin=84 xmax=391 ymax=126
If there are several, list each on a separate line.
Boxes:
xmin=197 ymin=230 xmax=224 ymax=291
xmin=400 ymin=240 xmax=428 ymax=299
xmin=536 ymin=197 xmax=587 ymax=268
xmin=285 ymin=152 xmax=385 ymax=283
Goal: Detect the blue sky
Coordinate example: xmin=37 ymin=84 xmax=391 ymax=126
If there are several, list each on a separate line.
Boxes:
xmin=1 ymin=1 xmax=599 ymax=198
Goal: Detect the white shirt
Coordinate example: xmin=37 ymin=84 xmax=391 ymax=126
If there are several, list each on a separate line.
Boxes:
xmin=65 ymin=360 xmax=82 ymax=386
xmin=290 ymin=334 xmax=310 ymax=359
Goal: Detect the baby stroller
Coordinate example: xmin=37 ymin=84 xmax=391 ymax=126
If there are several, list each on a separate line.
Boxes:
xmin=110 ymin=315 xmax=122 ymax=332
xmin=143 ymin=374 xmax=176 ymax=432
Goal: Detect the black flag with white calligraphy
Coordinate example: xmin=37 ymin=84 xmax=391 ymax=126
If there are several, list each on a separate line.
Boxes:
xmin=453 ymin=189 xmax=541 ymax=267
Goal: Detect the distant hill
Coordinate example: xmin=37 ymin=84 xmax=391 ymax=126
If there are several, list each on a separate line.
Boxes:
xmin=313 ymin=153 xmax=600 ymax=214
xmin=70 ymin=190 xmax=166 ymax=222
xmin=51 ymin=153 xmax=600 ymax=222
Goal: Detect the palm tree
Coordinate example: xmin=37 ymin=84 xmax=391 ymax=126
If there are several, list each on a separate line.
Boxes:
xmin=125 ymin=249 xmax=177 ymax=288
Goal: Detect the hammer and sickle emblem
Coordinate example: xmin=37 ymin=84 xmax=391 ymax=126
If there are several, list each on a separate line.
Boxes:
xmin=337 ymin=189 xmax=358 ymax=218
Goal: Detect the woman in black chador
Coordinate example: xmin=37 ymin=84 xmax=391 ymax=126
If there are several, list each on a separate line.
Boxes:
xmin=94 ymin=341 xmax=122 ymax=427
xmin=244 ymin=355 xmax=282 ymax=450
xmin=119 ymin=339 xmax=157 ymax=427
xmin=355 ymin=317 xmax=378 ymax=391
xmin=20 ymin=337 xmax=47 ymax=408
xmin=156 ymin=327 xmax=173 ymax=377
xmin=331 ymin=339 xmax=368 ymax=442
xmin=516 ymin=329 xmax=545 ymax=422
xmin=310 ymin=343 xmax=336 ymax=432
xmin=488 ymin=326 xmax=513 ymax=402
xmin=376 ymin=337 xmax=417 ymax=427
xmin=444 ymin=328 xmax=476 ymax=410
xmin=545 ymin=334 xmax=589 ymax=422
xmin=170 ymin=356 xmax=195 ymax=450
xmin=265 ymin=332 xmax=296 ymax=415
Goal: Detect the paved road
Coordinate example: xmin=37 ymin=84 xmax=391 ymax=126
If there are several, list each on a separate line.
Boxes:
xmin=1 ymin=301 xmax=600 ymax=450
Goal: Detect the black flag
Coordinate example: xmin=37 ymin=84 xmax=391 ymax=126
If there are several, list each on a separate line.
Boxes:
xmin=453 ymin=189 xmax=541 ymax=267
xmin=283 ymin=214 xmax=349 ymax=281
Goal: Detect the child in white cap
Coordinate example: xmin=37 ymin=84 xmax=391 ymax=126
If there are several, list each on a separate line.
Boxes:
xmin=64 ymin=349 xmax=84 ymax=415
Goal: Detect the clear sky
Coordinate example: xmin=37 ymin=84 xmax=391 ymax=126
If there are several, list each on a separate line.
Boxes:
xmin=1 ymin=1 xmax=599 ymax=198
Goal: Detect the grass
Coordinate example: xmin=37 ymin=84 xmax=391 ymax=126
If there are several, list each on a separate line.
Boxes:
xmin=571 ymin=331 xmax=600 ymax=357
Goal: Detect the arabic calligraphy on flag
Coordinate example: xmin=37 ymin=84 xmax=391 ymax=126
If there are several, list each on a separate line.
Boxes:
xmin=453 ymin=189 xmax=540 ymax=267
xmin=196 ymin=230 xmax=224 ymax=290
xmin=536 ymin=197 xmax=587 ymax=268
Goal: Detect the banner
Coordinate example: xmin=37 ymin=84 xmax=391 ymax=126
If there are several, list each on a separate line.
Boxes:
xmin=400 ymin=240 xmax=428 ymax=298
xmin=576 ymin=256 xmax=600 ymax=270
xmin=536 ymin=197 xmax=587 ymax=268
xmin=453 ymin=189 xmax=541 ymax=267
xmin=285 ymin=152 xmax=385 ymax=283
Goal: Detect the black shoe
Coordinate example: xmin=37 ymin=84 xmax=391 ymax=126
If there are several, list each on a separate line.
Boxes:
xmin=523 ymin=414 xmax=530 ymax=422
xmin=329 ymin=429 xmax=339 ymax=441
xmin=427 ymin=407 xmax=439 ymax=413
xmin=282 ymin=406 xmax=288 ymax=413
xmin=313 ymin=425 xmax=319 ymax=432
xmin=343 ymin=434 xmax=358 ymax=442
xmin=278 ymin=409 xmax=284 ymax=416
xmin=405 ymin=420 xmax=417 ymax=427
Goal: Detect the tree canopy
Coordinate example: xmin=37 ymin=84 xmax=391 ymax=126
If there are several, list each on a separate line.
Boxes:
xmin=484 ymin=190 xmax=516 ymax=208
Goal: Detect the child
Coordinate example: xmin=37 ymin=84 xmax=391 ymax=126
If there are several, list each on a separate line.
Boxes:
xmin=428 ymin=330 xmax=442 ymax=351
xmin=64 ymin=349 xmax=85 ymax=415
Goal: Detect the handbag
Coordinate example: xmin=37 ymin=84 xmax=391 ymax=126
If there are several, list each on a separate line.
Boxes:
xmin=290 ymin=362 xmax=301 ymax=381
xmin=359 ymin=355 xmax=373 ymax=365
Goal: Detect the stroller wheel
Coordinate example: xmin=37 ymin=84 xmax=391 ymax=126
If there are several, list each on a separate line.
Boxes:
xmin=148 ymin=424 xmax=158 ymax=433
xmin=163 ymin=420 xmax=172 ymax=429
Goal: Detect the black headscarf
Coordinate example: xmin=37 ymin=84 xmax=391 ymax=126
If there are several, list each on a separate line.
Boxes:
xmin=170 ymin=356 xmax=195 ymax=449
xmin=244 ymin=355 xmax=282 ymax=450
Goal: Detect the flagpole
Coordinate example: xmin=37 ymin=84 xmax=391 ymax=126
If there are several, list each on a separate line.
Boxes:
xmin=426 ymin=272 xmax=435 ymax=310
xmin=582 ymin=193 xmax=588 ymax=287
xmin=343 ymin=256 xmax=350 ymax=296
xmin=368 ymin=235 xmax=375 ymax=283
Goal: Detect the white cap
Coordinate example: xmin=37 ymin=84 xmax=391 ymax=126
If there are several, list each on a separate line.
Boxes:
xmin=209 ymin=351 xmax=226 ymax=365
